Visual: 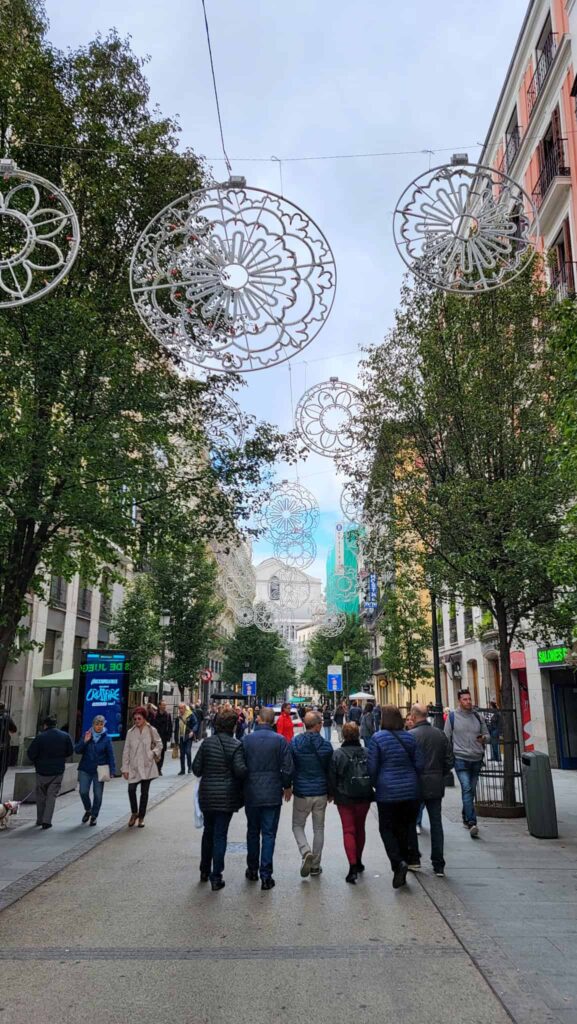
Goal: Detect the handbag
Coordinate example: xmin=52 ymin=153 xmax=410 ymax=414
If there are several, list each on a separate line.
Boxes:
xmin=149 ymin=726 xmax=161 ymax=763
xmin=172 ymin=744 xmax=179 ymax=759
xmin=194 ymin=787 xmax=204 ymax=829
xmin=97 ymin=765 xmax=111 ymax=783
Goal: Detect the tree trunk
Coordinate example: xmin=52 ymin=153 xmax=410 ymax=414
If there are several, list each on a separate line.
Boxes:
xmin=494 ymin=599 xmax=517 ymax=808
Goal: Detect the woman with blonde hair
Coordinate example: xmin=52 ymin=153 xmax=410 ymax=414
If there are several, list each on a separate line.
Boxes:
xmin=121 ymin=706 xmax=163 ymax=828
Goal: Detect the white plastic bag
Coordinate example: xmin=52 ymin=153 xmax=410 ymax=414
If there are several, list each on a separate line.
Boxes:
xmin=194 ymin=787 xmax=204 ymax=829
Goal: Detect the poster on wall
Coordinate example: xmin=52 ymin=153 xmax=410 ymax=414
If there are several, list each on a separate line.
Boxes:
xmin=77 ymin=650 xmax=131 ymax=741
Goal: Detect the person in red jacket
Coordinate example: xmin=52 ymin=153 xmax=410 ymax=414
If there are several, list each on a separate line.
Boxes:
xmin=276 ymin=703 xmax=294 ymax=743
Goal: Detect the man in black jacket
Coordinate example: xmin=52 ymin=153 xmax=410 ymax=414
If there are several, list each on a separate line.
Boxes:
xmin=27 ymin=716 xmax=73 ymax=829
xmin=0 ymin=701 xmax=17 ymax=790
xmin=408 ymin=703 xmax=454 ymax=877
xmin=242 ymin=707 xmax=293 ymax=890
xmin=155 ymin=700 xmax=173 ymax=775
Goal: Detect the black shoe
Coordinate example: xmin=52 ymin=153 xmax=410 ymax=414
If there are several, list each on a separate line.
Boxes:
xmin=200 ymin=872 xmax=210 ymax=883
xmin=41 ymin=823 xmax=52 ymax=830
xmin=35 ymin=821 xmax=42 ymax=827
xmin=211 ymin=879 xmax=225 ymax=891
xmin=245 ymin=869 xmax=259 ymax=881
xmin=158 ymin=769 xmax=163 ymax=776
xmin=392 ymin=861 xmax=408 ymax=889
xmin=178 ymin=770 xmax=185 ymax=776
xmin=82 ymin=811 xmax=91 ymax=824
xmin=89 ymin=817 xmax=97 ymax=826
xmin=187 ymin=768 xmax=193 ymax=774
xmin=355 ymin=861 xmax=365 ymax=873
xmin=261 ymin=877 xmax=275 ymax=891
xmin=345 ymin=868 xmax=357 ymax=884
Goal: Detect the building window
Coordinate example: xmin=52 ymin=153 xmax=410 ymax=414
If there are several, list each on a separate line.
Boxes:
xmin=500 ymin=108 xmax=521 ymax=173
xmin=436 ymin=608 xmax=445 ymax=649
xmin=99 ymin=573 xmax=112 ymax=624
xmin=49 ymin=575 xmax=67 ymax=609
xmin=463 ymin=606 xmax=474 ymax=640
xmin=533 ymin=112 xmax=570 ymax=211
xmin=449 ymin=597 xmax=458 ymax=645
xmin=527 ymin=17 xmax=557 ymax=118
xmin=549 ymin=222 xmax=576 ymax=300
xmin=42 ymin=629 xmax=62 ymax=676
xmin=77 ymin=583 xmax=92 ymax=619
xmin=269 ymin=576 xmax=280 ymax=601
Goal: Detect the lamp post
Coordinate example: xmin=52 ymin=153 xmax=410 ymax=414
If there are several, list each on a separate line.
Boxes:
xmin=430 ymin=592 xmax=444 ymax=729
xmin=157 ymin=609 xmax=171 ymax=706
xmin=343 ymin=651 xmax=351 ymax=701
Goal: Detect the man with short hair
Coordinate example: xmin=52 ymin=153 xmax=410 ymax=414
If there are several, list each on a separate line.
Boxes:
xmin=444 ymin=689 xmax=489 ymax=838
xmin=27 ymin=716 xmax=73 ymax=829
xmin=155 ymin=700 xmax=173 ymax=775
xmin=408 ymin=703 xmax=454 ymax=876
xmin=348 ymin=701 xmax=362 ymax=725
xmin=242 ymin=707 xmax=293 ymax=890
xmin=174 ymin=703 xmax=197 ymax=775
xmin=0 ymin=700 xmax=17 ymax=789
xmin=291 ymin=712 xmax=333 ymax=877
xmin=360 ymin=702 xmax=376 ymax=746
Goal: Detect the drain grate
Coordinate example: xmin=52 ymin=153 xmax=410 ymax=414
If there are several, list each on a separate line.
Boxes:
xmin=0 ymin=942 xmax=465 ymax=962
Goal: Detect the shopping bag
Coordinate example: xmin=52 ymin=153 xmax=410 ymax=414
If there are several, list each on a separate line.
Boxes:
xmin=171 ymin=744 xmax=179 ymax=759
xmin=194 ymin=787 xmax=204 ymax=830
xmin=97 ymin=765 xmax=111 ymax=783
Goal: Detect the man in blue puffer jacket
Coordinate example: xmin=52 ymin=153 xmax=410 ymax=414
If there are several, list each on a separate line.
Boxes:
xmin=291 ymin=712 xmax=333 ymax=878
xmin=367 ymin=705 xmax=424 ymax=889
xmin=242 ymin=707 xmax=293 ymax=891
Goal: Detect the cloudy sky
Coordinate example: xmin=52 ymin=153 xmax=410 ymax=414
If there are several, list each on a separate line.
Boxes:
xmin=47 ymin=0 xmax=528 ymax=581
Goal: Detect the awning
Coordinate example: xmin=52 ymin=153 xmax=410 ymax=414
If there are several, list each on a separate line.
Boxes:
xmin=33 ymin=668 xmax=74 ymax=690
xmin=130 ymin=682 xmax=158 ymax=693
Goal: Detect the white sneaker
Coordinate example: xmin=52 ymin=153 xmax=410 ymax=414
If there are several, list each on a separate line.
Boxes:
xmin=435 ymin=870 xmax=445 ymax=877
xmin=300 ymin=851 xmax=313 ymax=877
xmin=416 ymin=825 xmax=421 ymax=835
xmin=407 ymin=863 xmax=421 ymax=872
xmin=469 ymin=824 xmax=479 ymax=838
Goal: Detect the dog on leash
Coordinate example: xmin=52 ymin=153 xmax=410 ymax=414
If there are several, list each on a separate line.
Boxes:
xmin=0 ymin=801 xmax=20 ymax=829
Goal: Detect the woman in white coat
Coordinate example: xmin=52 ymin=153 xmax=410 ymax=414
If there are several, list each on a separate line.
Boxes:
xmin=121 ymin=706 xmax=163 ymax=828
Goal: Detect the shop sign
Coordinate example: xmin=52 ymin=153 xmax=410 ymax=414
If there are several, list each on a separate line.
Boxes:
xmin=510 ymin=650 xmax=526 ymax=670
xmin=78 ymin=650 xmax=131 ymax=740
xmin=537 ymin=646 xmax=568 ymax=666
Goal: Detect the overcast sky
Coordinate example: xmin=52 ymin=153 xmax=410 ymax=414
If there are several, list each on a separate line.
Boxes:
xmin=47 ymin=0 xmax=528 ymax=581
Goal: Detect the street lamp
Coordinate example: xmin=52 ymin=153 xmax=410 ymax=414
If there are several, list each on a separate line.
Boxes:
xmin=343 ymin=651 xmax=351 ymax=700
xmin=158 ymin=609 xmax=171 ymax=705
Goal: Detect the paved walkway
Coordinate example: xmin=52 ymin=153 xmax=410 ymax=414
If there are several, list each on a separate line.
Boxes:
xmin=0 ymin=755 xmax=575 ymax=1023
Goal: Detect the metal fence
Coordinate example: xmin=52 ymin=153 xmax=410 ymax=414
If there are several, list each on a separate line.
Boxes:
xmin=475 ymin=707 xmax=525 ymax=817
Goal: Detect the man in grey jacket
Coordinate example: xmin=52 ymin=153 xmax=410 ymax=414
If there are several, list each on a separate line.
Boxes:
xmin=409 ymin=703 xmax=454 ymax=875
xmin=444 ymin=689 xmax=489 ymax=838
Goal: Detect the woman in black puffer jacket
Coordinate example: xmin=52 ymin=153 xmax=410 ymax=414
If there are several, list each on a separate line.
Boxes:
xmin=192 ymin=710 xmax=247 ymax=891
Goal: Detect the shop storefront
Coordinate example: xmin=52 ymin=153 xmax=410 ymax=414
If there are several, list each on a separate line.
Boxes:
xmin=538 ymin=645 xmax=577 ymax=769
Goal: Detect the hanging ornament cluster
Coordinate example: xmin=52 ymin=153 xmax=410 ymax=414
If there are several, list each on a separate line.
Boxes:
xmin=259 ymin=480 xmax=319 ymax=571
xmin=393 ymin=158 xmax=537 ymax=294
xmin=295 ymin=377 xmax=362 ymax=457
xmin=205 ymin=392 xmax=246 ymax=453
xmin=0 ymin=159 xmax=80 ymax=307
xmin=129 ymin=180 xmax=336 ymax=374
xmin=340 ymin=482 xmax=363 ymax=524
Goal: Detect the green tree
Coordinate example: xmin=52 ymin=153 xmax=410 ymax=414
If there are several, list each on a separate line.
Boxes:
xmin=355 ymin=262 xmax=574 ymax=802
xmin=0 ymin=4 xmax=294 ymax=686
xmin=378 ymin=569 xmax=431 ymax=693
xmin=109 ymin=575 xmax=161 ymax=690
xmin=302 ymin=615 xmax=371 ymax=698
xmin=222 ymin=626 xmax=295 ymax=704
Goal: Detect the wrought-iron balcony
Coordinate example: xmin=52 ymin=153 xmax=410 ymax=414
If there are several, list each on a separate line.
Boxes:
xmin=497 ymin=128 xmax=522 ymax=175
xmin=551 ymin=260 xmax=577 ymax=301
xmin=527 ymin=33 xmax=558 ymax=117
xmin=532 ymin=139 xmax=570 ymax=210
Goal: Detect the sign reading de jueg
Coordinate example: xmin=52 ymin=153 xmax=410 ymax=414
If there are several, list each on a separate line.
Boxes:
xmin=78 ymin=650 xmax=131 ymax=740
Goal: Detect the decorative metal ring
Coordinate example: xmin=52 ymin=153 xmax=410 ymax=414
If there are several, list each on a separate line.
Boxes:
xmin=261 ymin=481 xmax=319 ymax=541
xmin=340 ymin=482 xmax=363 ymax=523
xmin=205 ymin=392 xmax=245 ymax=451
xmin=295 ymin=377 xmax=363 ymax=458
xmin=235 ymin=605 xmax=255 ymax=628
xmin=273 ymin=532 xmax=317 ymax=571
xmin=393 ymin=161 xmax=537 ymax=293
xmin=130 ymin=183 xmax=336 ymax=373
xmin=0 ymin=159 xmax=80 ymax=307
xmin=253 ymin=600 xmax=279 ymax=633
xmin=316 ymin=607 xmax=346 ymax=638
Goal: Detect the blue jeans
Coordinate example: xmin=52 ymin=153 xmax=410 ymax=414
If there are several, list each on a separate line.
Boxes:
xmin=454 ymin=758 xmax=483 ymax=826
xmin=323 ymin=726 xmax=332 ymax=742
xmin=78 ymin=770 xmax=104 ymax=819
xmin=200 ymin=810 xmax=233 ymax=881
xmin=409 ymin=797 xmax=445 ymax=871
xmin=179 ymin=737 xmax=192 ymax=772
xmin=490 ymin=730 xmax=501 ymax=761
xmin=246 ymin=804 xmax=282 ymax=879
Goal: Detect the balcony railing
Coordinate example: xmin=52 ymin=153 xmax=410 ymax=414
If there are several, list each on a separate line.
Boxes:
xmin=551 ymin=261 xmax=577 ymax=300
xmin=49 ymin=576 xmax=67 ymax=609
xmin=527 ymin=33 xmax=558 ymax=117
xmin=497 ymin=128 xmax=521 ymax=174
xmin=77 ymin=586 xmax=92 ymax=619
xmin=532 ymin=139 xmax=570 ymax=210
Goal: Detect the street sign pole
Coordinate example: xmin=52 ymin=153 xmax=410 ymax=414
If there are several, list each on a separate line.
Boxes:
xmin=327 ymin=665 xmax=343 ymax=709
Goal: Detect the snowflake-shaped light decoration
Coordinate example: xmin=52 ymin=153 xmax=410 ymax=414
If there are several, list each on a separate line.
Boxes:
xmin=340 ymin=482 xmax=364 ymax=523
xmin=253 ymin=600 xmax=279 ymax=634
xmin=295 ymin=377 xmax=363 ymax=458
xmin=0 ymin=159 xmax=80 ymax=307
xmin=235 ymin=605 xmax=255 ymax=628
xmin=276 ymin=565 xmax=311 ymax=608
xmin=332 ymin=568 xmax=358 ymax=603
xmin=273 ymin=532 xmax=317 ymax=571
xmin=261 ymin=480 xmax=319 ymax=541
xmin=316 ymin=607 xmax=347 ymax=638
xmin=393 ymin=159 xmax=537 ymax=294
xmin=130 ymin=181 xmax=336 ymax=373
xmin=205 ymin=393 xmax=245 ymax=452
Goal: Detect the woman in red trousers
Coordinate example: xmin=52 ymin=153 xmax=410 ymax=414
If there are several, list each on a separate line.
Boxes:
xmin=328 ymin=721 xmax=374 ymax=884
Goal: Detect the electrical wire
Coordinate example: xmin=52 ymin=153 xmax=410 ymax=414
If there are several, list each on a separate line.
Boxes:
xmin=200 ymin=0 xmax=232 ymax=177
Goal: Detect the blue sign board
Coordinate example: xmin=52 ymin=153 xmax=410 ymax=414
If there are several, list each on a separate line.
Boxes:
xmin=242 ymin=673 xmax=257 ymax=697
xmin=327 ymin=664 xmax=343 ymax=692
xmin=365 ymin=572 xmax=378 ymax=611
xmin=78 ymin=650 xmax=130 ymax=740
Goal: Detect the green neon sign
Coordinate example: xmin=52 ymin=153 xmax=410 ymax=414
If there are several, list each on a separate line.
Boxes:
xmin=538 ymin=646 xmax=568 ymax=666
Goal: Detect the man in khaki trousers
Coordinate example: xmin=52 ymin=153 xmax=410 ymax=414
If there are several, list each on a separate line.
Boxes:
xmin=290 ymin=712 xmax=333 ymax=877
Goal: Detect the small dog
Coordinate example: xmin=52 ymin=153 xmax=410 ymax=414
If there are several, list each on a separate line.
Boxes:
xmin=0 ymin=801 xmax=19 ymax=829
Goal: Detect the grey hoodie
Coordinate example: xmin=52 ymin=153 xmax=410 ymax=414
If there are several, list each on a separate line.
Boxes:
xmin=444 ymin=707 xmax=489 ymax=762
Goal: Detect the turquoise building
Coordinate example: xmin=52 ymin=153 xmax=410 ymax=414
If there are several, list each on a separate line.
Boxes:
xmin=325 ymin=526 xmax=360 ymax=615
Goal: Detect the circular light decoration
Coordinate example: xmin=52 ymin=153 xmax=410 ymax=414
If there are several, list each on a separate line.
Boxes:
xmin=273 ymin=533 xmax=317 ymax=571
xmin=205 ymin=393 xmax=245 ymax=452
xmin=253 ymin=600 xmax=278 ymax=633
xmin=316 ymin=607 xmax=346 ymax=638
xmin=393 ymin=160 xmax=537 ymax=294
xmin=130 ymin=181 xmax=336 ymax=373
xmin=340 ymin=482 xmax=364 ymax=523
xmin=295 ymin=377 xmax=363 ymax=458
xmin=0 ymin=158 xmax=80 ymax=307
xmin=276 ymin=565 xmax=311 ymax=608
xmin=261 ymin=480 xmax=319 ymax=541
xmin=332 ymin=569 xmax=358 ymax=603
xmin=235 ymin=605 xmax=255 ymax=628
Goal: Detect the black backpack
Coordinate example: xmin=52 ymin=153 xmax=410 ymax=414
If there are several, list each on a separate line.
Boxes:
xmin=341 ymin=749 xmax=374 ymax=801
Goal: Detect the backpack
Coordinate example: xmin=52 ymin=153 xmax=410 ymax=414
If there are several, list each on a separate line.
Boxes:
xmin=341 ymin=749 xmax=374 ymax=801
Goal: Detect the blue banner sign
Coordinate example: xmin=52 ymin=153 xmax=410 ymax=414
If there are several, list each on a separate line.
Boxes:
xmin=327 ymin=664 xmax=343 ymax=692
xmin=78 ymin=650 xmax=131 ymax=740
xmin=242 ymin=673 xmax=257 ymax=696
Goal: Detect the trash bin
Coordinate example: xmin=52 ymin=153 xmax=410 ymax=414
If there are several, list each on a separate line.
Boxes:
xmin=521 ymin=751 xmax=558 ymax=838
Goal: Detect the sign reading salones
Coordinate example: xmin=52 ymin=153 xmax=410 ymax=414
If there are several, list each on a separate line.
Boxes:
xmin=537 ymin=646 xmax=568 ymax=666
xmin=78 ymin=650 xmax=131 ymax=740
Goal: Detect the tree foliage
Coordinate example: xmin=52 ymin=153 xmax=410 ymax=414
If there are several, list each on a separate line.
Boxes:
xmin=221 ymin=626 xmax=295 ymax=704
xmin=302 ymin=615 xmax=371 ymax=697
xmin=110 ymin=574 xmax=161 ymax=690
xmin=378 ymin=568 xmax=431 ymax=692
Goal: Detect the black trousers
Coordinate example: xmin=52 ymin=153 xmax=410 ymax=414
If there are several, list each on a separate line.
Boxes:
xmin=128 ymin=779 xmax=152 ymax=819
xmin=377 ymin=799 xmax=420 ymax=871
xmin=158 ymin=741 xmax=168 ymax=772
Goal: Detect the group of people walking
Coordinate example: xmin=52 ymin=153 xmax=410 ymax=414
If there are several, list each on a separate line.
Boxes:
xmin=192 ymin=694 xmax=484 ymax=892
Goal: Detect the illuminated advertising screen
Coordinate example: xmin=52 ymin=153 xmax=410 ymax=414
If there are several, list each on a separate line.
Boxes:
xmin=78 ymin=650 xmax=131 ymax=740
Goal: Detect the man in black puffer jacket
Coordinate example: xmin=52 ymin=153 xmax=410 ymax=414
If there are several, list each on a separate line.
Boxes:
xmin=192 ymin=710 xmax=247 ymax=890
xmin=242 ymin=707 xmax=293 ymax=891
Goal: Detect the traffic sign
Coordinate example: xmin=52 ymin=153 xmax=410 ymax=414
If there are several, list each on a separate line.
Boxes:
xmin=327 ymin=663 xmax=343 ymax=692
xmin=242 ymin=672 xmax=257 ymax=696
xmin=200 ymin=669 xmax=213 ymax=683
